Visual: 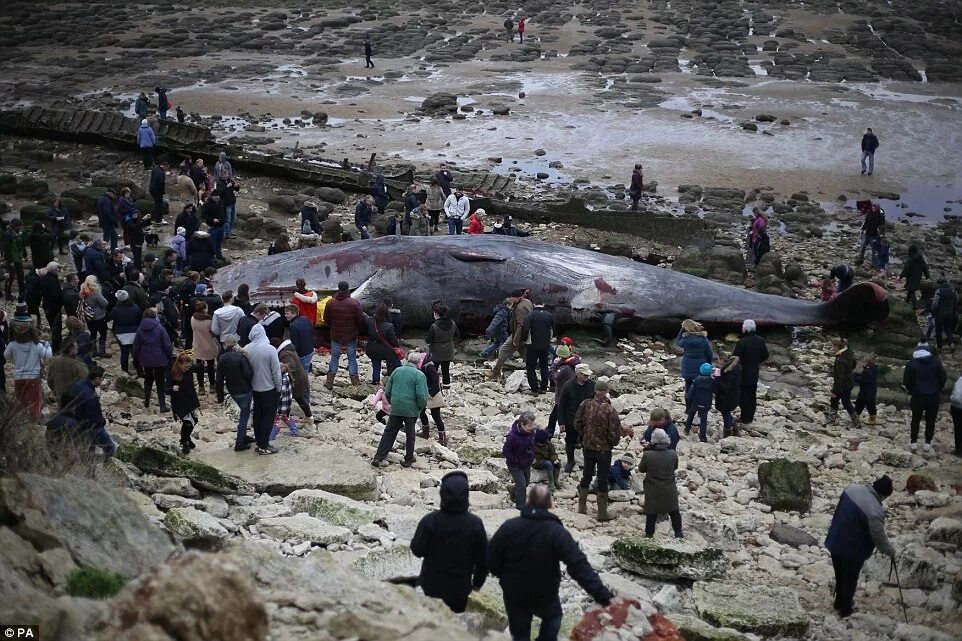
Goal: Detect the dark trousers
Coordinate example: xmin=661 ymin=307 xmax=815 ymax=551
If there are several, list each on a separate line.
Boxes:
xmin=630 ymin=195 xmax=640 ymax=211
xmin=4 ymin=261 xmax=24 ymax=299
xmin=143 ymin=366 xmax=166 ymax=408
xmin=579 ymin=448 xmax=611 ymax=490
xmin=951 ymin=406 xmax=962 ymax=454
xmin=935 ymin=315 xmax=956 ymax=348
xmin=831 ymin=389 xmax=855 ymax=415
xmin=419 ymin=407 xmax=445 ymax=432
xmin=739 ymin=383 xmax=758 ymax=423
xmin=505 ymin=597 xmax=562 ymax=641
xmin=683 ymin=377 xmax=694 ymax=412
xmin=45 ymin=307 xmax=63 ymax=352
xmin=546 ymin=404 xmax=558 ymax=437
xmin=854 ymin=397 xmax=877 ymax=417
xmin=131 ymin=243 xmax=143 ymax=269
xmin=151 ymin=192 xmax=165 ymax=223
xmin=375 ymin=414 xmax=417 ymax=462
xmin=428 ymin=209 xmax=441 ymax=231
xmin=906 ymin=288 xmax=919 ymax=310
xmin=525 ymin=348 xmax=549 ymax=392
xmin=422 ymin=585 xmax=470 ymax=614
xmin=830 ymin=553 xmax=864 ymax=617
xmin=686 ymin=407 xmax=709 ymax=441
xmin=910 ymin=393 xmax=940 ymax=444
xmin=195 ymin=359 xmax=215 ymax=389
xmin=119 ymin=344 xmax=135 ymax=373
xmin=88 ymin=318 xmax=108 ymax=353
xmin=102 ymin=226 xmax=118 ymax=252
xmin=252 ymin=389 xmax=280 ymax=448
xmin=564 ymin=424 xmax=580 ymax=466
xmin=436 ymin=360 xmax=451 ymax=386
xmin=181 ymin=307 xmax=193 ymax=348
xmin=644 ymin=511 xmax=682 ymax=536
xmin=141 ymin=147 xmax=154 ymax=169
xmin=365 ymin=55 xmax=374 ymax=68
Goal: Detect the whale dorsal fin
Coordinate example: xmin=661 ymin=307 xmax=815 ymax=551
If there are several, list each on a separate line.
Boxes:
xmin=449 ymin=250 xmax=507 ymax=263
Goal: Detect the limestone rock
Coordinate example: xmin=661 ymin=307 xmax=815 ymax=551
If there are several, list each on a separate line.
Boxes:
xmin=927 ymin=517 xmax=962 ymax=547
xmin=428 ymin=469 xmax=501 ymax=493
xmin=258 ymin=516 xmax=351 ymax=544
xmin=351 ymin=545 xmax=421 ymax=582
xmin=599 ymin=572 xmax=654 ymax=604
xmin=0 ymin=473 xmax=175 ymax=579
xmin=420 ymin=93 xmax=458 ymax=114
xmin=285 ymin=488 xmax=381 ymax=529
xmin=95 ymin=552 xmax=268 ymax=641
xmin=693 ymin=582 xmax=809 ymax=637
xmin=611 ymin=537 xmax=729 ymax=581
xmin=226 ymin=541 xmax=474 ymax=640
xmin=118 ymin=444 xmax=252 ymax=494
xmin=670 ymin=613 xmax=753 ymax=641
xmin=571 ymin=600 xmax=681 ymax=641
xmin=194 ymin=443 xmax=377 ymax=499
xmin=163 ymin=507 xmax=229 ymax=548
xmin=757 ymin=459 xmax=811 ymax=512
xmin=865 ymin=545 xmax=939 ymax=589
xmin=769 ymin=524 xmax=817 ymax=548
xmin=0 ymin=588 xmax=105 ymax=641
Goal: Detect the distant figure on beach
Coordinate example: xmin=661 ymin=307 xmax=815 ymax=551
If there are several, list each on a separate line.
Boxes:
xmin=517 ymin=17 xmax=526 ymax=43
xmin=364 ymin=37 xmax=374 ymax=69
xmin=176 ymin=106 xmax=186 ymax=123
xmin=628 ymin=163 xmax=643 ymax=211
xmin=504 ymin=18 xmax=514 ymax=42
xmin=860 ymin=127 xmax=879 ymax=175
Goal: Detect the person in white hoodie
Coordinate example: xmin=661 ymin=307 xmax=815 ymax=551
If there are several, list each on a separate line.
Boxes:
xmin=950 ymin=372 xmax=962 ymax=457
xmin=4 ymin=304 xmax=52 ymax=420
xmin=443 ymin=189 xmax=470 ymax=236
xmin=211 ymin=290 xmax=245 ymax=346
xmin=244 ymin=324 xmax=283 ymax=455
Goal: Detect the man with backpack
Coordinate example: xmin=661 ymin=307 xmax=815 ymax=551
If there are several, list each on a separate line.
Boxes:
xmin=503 ymin=17 xmax=514 ymax=42
xmin=931 ymin=274 xmax=959 ymax=349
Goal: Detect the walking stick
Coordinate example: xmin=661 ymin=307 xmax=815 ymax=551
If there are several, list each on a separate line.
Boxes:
xmin=888 ymin=556 xmax=909 ymax=623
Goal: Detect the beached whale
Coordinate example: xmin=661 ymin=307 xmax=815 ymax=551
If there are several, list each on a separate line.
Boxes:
xmin=212 ymin=235 xmax=889 ymax=331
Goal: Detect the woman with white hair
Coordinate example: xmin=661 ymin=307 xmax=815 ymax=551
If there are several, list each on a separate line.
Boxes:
xmin=732 ymin=319 xmax=768 ymax=429
xmin=640 ymin=428 xmax=682 ymax=538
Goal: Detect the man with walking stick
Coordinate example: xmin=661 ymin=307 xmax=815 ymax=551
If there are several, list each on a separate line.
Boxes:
xmin=824 ymin=475 xmax=896 ymax=618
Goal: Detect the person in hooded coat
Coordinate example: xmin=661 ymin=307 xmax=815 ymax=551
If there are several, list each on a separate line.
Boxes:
xmin=169 ymin=351 xmax=201 ymax=454
xmin=245 ymin=324 xmax=283 ymax=454
xmin=187 ymin=230 xmax=215 ymax=271
xmin=410 ymin=471 xmax=488 ymax=614
xmin=899 ymin=245 xmax=929 ymax=310
xmin=903 ymin=345 xmax=947 ymax=452
xmin=371 ymin=174 xmax=389 ymax=215
xmin=364 ymin=304 xmax=401 ymax=384
xmin=713 ymin=353 xmax=742 ymax=438
xmin=675 ymin=319 xmax=713 ymax=410
xmin=829 ymin=338 xmax=858 ymax=427
xmin=133 ymin=308 xmax=172 ymax=411
xmin=425 ymin=304 xmax=459 ymax=387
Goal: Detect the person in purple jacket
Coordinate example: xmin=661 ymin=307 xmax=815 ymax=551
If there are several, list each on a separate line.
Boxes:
xmin=824 ymin=475 xmax=896 ymax=618
xmin=503 ymin=411 xmax=537 ymax=511
xmin=133 ymin=308 xmax=173 ymax=412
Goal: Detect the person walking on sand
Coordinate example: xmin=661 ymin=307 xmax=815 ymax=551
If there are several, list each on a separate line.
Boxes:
xmin=860 ymin=127 xmax=879 ymax=175
xmin=517 ymin=17 xmax=526 ymax=44
xmin=825 ymin=475 xmax=895 ymax=618
xmin=628 ymin=164 xmax=643 ymax=211
xmin=364 ymin=37 xmax=374 ymax=69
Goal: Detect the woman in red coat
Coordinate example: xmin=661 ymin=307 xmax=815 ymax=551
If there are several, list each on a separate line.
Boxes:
xmin=291 ymin=277 xmax=318 ymax=325
xmin=467 ymin=209 xmax=485 ymax=235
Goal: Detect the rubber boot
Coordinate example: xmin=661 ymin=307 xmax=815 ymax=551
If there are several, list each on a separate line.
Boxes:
xmin=866 ymin=415 xmax=877 ymax=426
xmin=418 ymin=423 xmax=430 ymax=439
xmin=552 ymin=465 xmax=561 ymax=489
xmin=849 ymin=413 xmax=861 ymax=429
xmin=596 ymin=492 xmax=615 ymax=522
xmin=438 ymin=432 xmax=448 ymax=447
xmin=324 ymin=373 xmax=335 ymax=390
xmin=350 ymin=374 xmax=361 ymax=385
xmin=577 ymin=488 xmax=588 ymax=515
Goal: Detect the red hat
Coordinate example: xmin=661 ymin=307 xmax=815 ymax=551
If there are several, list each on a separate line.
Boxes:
xmin=560 ymin=336 xmax=573 ymax=346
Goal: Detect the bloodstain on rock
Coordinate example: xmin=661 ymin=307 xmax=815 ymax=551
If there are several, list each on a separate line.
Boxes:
xmin=571 ymin=600 xmax=684 ymax=641
xmin=594 ymin=278 xmax=617 ymax=295
xmin=906 ymin=474 xmax=938 ymax=495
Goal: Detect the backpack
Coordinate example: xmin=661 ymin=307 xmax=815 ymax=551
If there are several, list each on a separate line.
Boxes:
xmin=78 ymin=296 xmax=96 ymax=322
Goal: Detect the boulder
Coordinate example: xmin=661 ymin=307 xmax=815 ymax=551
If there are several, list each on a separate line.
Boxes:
xmin=61 ymin=186 xmax=106 ymax=214
xmin=258 ymin=516 xmax=351 ymax=545
xmin=611 ymin=537 xmax=729 ymax=581
xmin=284 ymin=488 xmax=381 ymax=529
xmin=693 ymin=582 xmax=809 ymax=637
xmin=0 ymin=173 xmax=16 ymax=194
xmin=0 ymin=473 xmax=175 ymax=580
xmin=769 ymin=524 xmax=817 ymax=548
xmin=15 ymin=177 xmax=49 ymax=197
xmin=865 ymin=544 xmax=939 ymax=589
xmin=905 ymin=473 xmax=938 ymax=494
xmin=267 ymin=195 xmax=297 ymax=213
xmin=314 ymin=186 xmax=346 ymax=204
xmin=427 ymin=468 xmax=501 ymax=493
xmin=95 ymin=552 xmax=268 ymax=641
xmin=419 ymin=93 xmax=458 ymax=114
xmin=673 ymin=245 xmax=709 ymax=278
xmin=927 ymin=517 xmax=962 ymax=547
xmin=757 ymin=459 xmax=811 ymax=512
xmin=755 ymin=114 xmax=777 ymax=122
xmin=117 ymin=444 xmax=253 ymax=494
xmin=226 ymin=541 xmax=474 ymax=640
xmin=670 ymin=614 xmax=753 ymax=641
xmin=194 ymin=443 xmax=377 ymax=499
xmin=163 ymin=507 xmax=229 ymax=549
xmin=351 ymin=545 xmax=421 ymax=582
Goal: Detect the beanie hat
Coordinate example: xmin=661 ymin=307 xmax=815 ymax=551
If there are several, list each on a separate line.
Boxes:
xmin=116 ymin=290 xmax=129 ymax=302
xmin=141 ymin=119 xmax=148 ymax=126
xmin=620 ymin=452 xmax=635 ymax=466
xmin=13 ymin=302 xmax=31 ymax=322
xmin=195 ymin=284 xmax=207 ymax=294
xmin=534 ymin=429 xmax=550 ymax=444
xmin=872 ymin=474 xmax=893 ymax=498
xmin=176 ymin=227 xmax=186 ymax=235
xmin=699 ymin=362 xmax=713 ymax=376
xmin=742 ymin=319 xmax=756 ymax=334
xmin=556 ymin=345 xmax=571 ymax=358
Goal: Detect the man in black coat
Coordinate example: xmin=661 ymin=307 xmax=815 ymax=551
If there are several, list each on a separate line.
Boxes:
xmin=860 ymin=127 xmax=879 ymax=175
xmin=519 ymin=302 xmax=554 ymax=395
xmin=364 ymin=37 xmax=374 ymax=68
xmin=628 ymin=163 xmax=643 ymax=210
xmin=96 ymin=190 xmax=118 ymax=251
xmin=216 ymin=333 xmax=255 ymax=451
xmin=557 ymin=364 xmax=596 ymax=472
xmin=435 ymin=164 xmax=454 ymax=198
xmin=733 ymin=319 xmax=768 ymax=429
xmin=149 ymin=159 xmax=169 ymax=224
xmin=410 ymin=471 xmax=487 ymax=613
xmin=488 ymin=485 xmax=616 ymax=641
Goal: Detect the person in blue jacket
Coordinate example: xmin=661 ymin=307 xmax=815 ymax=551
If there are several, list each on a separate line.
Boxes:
xmin=481 ymin=298 xmax=510 ymax=358
xmin=676 ymin=319 xmax=713 ymax=411
xmin=72 ymin=366 xmax=117 ymax=457
xmin=137 ymin=118 xmax=156 ymax=169
xmin=853 ymin=355 xmax=879 ymax=426
xmin=608 ymin=452 xmax=635 ymax=490
xmin=640 ymin=408 xmax=680 ymax=450
xmin=825 ymin=475 xmax=895 ymax=618
xmin=684 ymin=363 xmax=715 ymax=442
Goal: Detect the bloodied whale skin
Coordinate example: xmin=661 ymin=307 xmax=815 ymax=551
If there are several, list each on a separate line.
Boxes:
xmin=213 ymin=235 xmax=889 ymax=330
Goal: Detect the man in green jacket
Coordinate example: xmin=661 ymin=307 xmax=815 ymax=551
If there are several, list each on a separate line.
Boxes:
xmin=372 ymin=352 xmax=428 ymax=468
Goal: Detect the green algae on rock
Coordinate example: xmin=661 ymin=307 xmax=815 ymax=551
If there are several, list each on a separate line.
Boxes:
xmin=611 ymin=537 xmax=729 ymax=581
xmin=117 ymin=444 xmax=253 ymax=495
xmin=757 ymin=459 xmax=811 ymax=512
xmin=693 ymin=582 xmax=809 ymax=637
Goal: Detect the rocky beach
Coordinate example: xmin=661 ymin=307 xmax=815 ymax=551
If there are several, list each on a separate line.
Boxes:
xmin=0 ymin=1 xmax=961 ymax=641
